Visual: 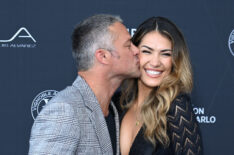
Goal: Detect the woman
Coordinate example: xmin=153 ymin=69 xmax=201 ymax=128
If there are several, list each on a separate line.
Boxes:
xmin=120 ymin=17 xmax=203 ymax=155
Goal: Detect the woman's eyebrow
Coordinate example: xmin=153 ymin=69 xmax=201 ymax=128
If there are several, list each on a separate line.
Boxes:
xmin=141 ymin=45 xmax=153 ymax=51
xmin=161 ymin=49 xmax=172 ymax=52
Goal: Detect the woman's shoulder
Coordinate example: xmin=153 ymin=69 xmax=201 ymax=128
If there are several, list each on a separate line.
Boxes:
xmin=173 ymin=93 xmax=190 ymax=104
xmin=168 ymin=93 xmax=192 ymax=114
xmin=167 ymin=93 xmax=203 ymax=154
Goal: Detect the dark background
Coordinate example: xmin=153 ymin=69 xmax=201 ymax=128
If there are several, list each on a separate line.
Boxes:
xmin=0 ymin=0 xmax=234 ymax=154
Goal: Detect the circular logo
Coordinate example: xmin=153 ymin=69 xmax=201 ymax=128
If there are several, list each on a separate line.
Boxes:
xmin=228 ymin=29 xmax=234 ymax=56
xmin=31 ymin=90 xmax=58 ymax=120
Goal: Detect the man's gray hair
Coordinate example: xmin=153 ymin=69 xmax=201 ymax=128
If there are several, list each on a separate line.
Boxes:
xmin=72 ymin=14 xmax=123 ymax=71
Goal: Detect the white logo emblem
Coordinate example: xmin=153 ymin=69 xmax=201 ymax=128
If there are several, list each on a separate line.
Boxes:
xmin=0 ymin=27 xmax=36 ymax=43
xmin=193 ymin=106 xmax=216 ymax=124
xmin=31 ymin=90 xmax=58 ymax=120
xmin=228 ymin=29 xmax=234 ymax=56
xmin=0 ymin=27 xmax=36 ymax=48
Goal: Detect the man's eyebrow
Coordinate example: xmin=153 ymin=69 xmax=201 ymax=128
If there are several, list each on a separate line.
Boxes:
xmin=124 ymin=38 xmax=131 ymax=45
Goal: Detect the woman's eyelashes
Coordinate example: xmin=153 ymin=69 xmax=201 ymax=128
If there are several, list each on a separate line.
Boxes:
xmin=141 ymin=50 xmax=151 ymax=54
xmin=141 ymin=50 xmax=172 ymax=56
xmin=162 ymin=52 xmax=172 ymax=56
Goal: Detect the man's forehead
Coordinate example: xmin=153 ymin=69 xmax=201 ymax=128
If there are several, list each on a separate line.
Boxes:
xmin=109 ymin=22 xmax=131 ymax=41
xmin=109 ymin=22 xmax=128 ymax=34
xmin=109 ymin=22 xmax=124 ymax=29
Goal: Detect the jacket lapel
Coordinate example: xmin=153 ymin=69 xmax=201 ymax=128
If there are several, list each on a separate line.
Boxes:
xmin=110 ymin=102 xmax=120 ymax=155
xmin=73 ymin=76 xmax=113 ymax=154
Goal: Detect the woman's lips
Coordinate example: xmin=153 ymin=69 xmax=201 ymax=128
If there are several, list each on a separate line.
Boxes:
xmin=145 ymin=69 xmax=162 ymax=77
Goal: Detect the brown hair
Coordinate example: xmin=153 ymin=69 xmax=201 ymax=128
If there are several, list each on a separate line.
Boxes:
xmin=120 ymin=16 xmax=193 ymax=147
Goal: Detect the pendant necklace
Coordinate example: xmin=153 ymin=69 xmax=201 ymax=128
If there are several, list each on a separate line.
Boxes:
xmin=136 ymin=119 xmax=140 ymax=126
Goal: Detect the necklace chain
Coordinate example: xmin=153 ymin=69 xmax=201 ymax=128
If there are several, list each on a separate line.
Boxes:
xmin=133 ymin=100 xmax=142 ymax=126
xmin=135 ymin=109 xmax=141 ymax=126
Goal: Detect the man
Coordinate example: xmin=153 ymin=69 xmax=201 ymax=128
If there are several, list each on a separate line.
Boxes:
xmin=29 ymin=14 xmax=140 ymax=155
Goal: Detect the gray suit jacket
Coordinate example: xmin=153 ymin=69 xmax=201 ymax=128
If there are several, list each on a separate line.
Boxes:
xmin=29 ymin=76 xmax=120 ymax=155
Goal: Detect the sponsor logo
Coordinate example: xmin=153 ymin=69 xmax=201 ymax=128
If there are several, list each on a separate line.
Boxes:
xmin=0 ymin=27 xmax=36 ymax=48
xmin=127 ymin=28 xmax=137 ymax=37
xmin=193 ymin=106 xmax=216 ymax=124
xmin=228 ymin=29 xmax=234 ymax=56
xmin=31 ymin=90 xmax=58 ymax=120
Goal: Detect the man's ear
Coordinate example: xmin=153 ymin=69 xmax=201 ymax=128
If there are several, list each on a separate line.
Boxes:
xmin=95 ymin=49 xmax=111 ymax=64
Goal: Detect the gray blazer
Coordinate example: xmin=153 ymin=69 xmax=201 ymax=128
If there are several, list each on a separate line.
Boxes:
xmin=29 ymin=76 xmax=120 ymax=155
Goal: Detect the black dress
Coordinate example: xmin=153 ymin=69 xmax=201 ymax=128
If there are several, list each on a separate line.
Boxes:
xmin=120 ymin=94 xmax=203 ymax=155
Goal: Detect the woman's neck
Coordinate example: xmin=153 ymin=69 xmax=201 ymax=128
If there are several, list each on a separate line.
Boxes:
xmin=135 ymin=79 xmax=154 ymax=109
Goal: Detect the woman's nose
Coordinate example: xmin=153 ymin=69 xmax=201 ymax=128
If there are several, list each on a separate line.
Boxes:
xmin=149 ymin=54 xmax=161 ymax=67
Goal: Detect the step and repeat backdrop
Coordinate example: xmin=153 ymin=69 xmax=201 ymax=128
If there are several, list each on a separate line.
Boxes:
xmin=0 ymin=0 xmax=234 ymax=154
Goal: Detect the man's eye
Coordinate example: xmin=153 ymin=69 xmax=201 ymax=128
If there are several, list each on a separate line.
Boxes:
xmin=126 ymin=45 xmax=131 ymax=49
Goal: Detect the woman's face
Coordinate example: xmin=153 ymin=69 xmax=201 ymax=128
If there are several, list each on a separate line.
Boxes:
xmin=138 ymin=31 xmax=173 ymax=88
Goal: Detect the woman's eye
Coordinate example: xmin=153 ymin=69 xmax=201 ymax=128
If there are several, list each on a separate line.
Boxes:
xmin=162 ymin=53 xmax=172 ymax=56
xmin=142 ymin=50 xmax=151 ymax=54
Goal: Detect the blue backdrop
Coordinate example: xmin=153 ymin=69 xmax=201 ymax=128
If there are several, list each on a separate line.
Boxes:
xmin=0 ymin=0 xmax=234 ymax=154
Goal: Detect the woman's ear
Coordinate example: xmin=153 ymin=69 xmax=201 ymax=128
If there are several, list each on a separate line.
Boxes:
xmin=95 ymin=49 xmax=111 ymax=64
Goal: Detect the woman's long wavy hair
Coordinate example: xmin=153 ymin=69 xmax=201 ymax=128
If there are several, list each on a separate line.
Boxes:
xmin=120 ymin=17 xmax=193 ymax=147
